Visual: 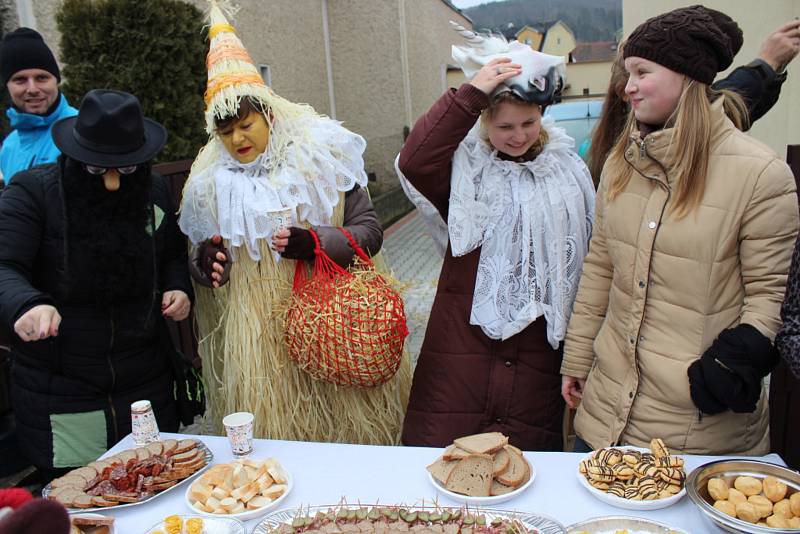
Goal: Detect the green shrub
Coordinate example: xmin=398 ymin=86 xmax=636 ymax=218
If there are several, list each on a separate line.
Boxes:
xmin=57 ymin=0 xmax=208 ymax=162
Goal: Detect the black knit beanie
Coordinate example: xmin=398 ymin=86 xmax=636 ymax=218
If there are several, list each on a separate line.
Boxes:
xmin=623 ymin=5 xmax=743 ymax=85
xmin=0 ymin=27 xmax=60 ymax=85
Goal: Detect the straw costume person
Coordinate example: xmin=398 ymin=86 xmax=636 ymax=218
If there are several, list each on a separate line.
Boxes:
xmin=179 ymin=2 xmax=411 ymax=444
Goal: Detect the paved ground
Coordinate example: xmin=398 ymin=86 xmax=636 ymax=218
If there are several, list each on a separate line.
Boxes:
xmin=381 ymin=210 xmax=442 ymax=365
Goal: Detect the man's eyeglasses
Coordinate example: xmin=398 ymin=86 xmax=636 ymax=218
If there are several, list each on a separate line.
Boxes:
xmin=84 ymin=164 xmax=138 ymax=176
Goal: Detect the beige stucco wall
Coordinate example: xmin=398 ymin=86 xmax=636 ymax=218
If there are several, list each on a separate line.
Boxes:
xmin=186 ymin=0 xmax=332 ymax=116
xmin=326 ymin=0 xmax=470 ymax=195
xmin=541 ymin=22 xmax=576 ymax=58
xmin=326 ymin=0 xmax=406 ymax=195
xmin=624 ymin=0 xmax=800 ymax=156
xmin=30 ymin=0 xmax=332 ymax=114
xmin=18 ymin=0 xmax=469 ymax=195
xmin=564 ymin=60 xmax=613 ymax=98
xmin=405 ymin=1 xmax=471 ymax=121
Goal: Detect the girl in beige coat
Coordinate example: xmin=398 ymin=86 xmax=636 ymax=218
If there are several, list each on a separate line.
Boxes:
xmin=560 ymin=5 xmax=799 ymax=455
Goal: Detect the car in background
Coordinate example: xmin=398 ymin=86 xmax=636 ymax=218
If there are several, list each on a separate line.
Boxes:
xmin=544 ymin=98 xmax=603 ymax=161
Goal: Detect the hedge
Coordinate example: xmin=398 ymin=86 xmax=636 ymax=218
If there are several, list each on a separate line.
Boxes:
xmin=57 ymin=0 xmax=209 ymax=162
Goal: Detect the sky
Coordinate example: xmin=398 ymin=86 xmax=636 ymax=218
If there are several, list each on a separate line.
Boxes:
xmin=449 ymin=0 xmax=504 ymax=9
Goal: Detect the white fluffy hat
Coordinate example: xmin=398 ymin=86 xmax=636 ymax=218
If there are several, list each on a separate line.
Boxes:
xmin=450 ymin=21 xmax=566 ymax=105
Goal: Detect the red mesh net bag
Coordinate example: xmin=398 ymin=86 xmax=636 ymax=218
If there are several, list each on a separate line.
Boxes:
xmin=284 ymin=228 xmax=408 ymax=387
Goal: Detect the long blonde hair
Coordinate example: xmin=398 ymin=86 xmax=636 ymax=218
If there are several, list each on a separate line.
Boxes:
xmin=479 ymin=92 xmax=550 ymax=159
xmin=605 ymin=82 xmax=749 ymax=218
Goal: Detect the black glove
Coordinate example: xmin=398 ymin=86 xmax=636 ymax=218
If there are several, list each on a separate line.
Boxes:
xmin=688 ymin=324 xmax=779 ymax=415
xmin=280 ymin=227 xmax=317 ymax=261
xmin=193 ymin=236 xmax=231 ymax=287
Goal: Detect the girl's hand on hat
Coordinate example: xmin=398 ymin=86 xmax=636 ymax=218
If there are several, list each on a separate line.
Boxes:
xmin=162 ymin=290 xmax=191 ymax=321
xmin=470 ymin=58 xmax=522 ymax=95
xmin=14 ymin=305 xmax=61 ymax=342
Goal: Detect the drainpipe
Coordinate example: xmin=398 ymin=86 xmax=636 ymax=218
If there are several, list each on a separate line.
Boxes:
xmin=15 ymin=0 xmax=37 ymax=29
xmin=321 ymin=0 xmax=336 ymax=119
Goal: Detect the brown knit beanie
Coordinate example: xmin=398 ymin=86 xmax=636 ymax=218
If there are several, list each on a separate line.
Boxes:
xmin=623 ymin=5 xmax=743 ymax=85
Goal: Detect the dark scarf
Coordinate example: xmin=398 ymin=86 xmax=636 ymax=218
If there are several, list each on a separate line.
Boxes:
xmin=59 ymin=157 xmax=156 ymax=312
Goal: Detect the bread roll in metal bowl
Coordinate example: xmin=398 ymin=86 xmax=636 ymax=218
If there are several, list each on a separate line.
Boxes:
xmin=686 ymin=459 xmax=800 ymax=533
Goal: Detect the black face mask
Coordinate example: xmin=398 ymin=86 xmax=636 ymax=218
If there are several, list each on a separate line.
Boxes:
xmin=60 ymin=157 xmax=156 ymax=308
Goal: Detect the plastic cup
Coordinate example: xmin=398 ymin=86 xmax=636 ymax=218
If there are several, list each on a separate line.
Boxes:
xmin=223 ymin=411 xmax=254 ymax=457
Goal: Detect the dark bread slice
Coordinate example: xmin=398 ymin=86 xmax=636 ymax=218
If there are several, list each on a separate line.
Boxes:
xmin=90 ymin=496 xmax=117 ymax=507
xmin=51 ymin=475 xmax=87 ymax=490
xmin=135 ymin=447 xmax=152 ymax=461
xmin=496 ymin=445 xmax=528 ymax=488
xmin=442 ymin=444 xmax=471 ymax=461
xmin=146 ymin=442 xmax=164 ymax=456
xmin=71 ymin=493 xmax=95 ymax=508
xmin=453 ymin=432 xmax=508 ymax=455
xmin=145 ymin=479 xmax=177 ymax=491
xmin=444 ymin=454 xmax=493 ymax=497
xmin=171 ymin=448 xmax=199 ymax=464
xmin=69 ymin=467 xmax=98 ymax=481
xmin=162 ymin=439 xmax=179 ymax=456
xmin=492 ymin=447 xmax=510 ymax=476
xmin=490 ymin=479 xmax=516 ymax=496
xmin=427 ymin=457 xmax=459 ymax=485
xmin=71 ymin=515 xmax=115 ymax=527
xmin=173 ymin=439 xmax=198 ymax=455
xmin=103 ymin=493 xmax=139 ymax=503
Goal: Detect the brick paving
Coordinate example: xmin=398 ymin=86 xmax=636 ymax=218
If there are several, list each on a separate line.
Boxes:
xmin=382 ymin=209 xmax=443 ymax=366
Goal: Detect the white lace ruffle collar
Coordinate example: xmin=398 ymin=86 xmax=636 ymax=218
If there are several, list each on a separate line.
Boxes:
xmin=179 ymin=116 xmax=368 ymax=261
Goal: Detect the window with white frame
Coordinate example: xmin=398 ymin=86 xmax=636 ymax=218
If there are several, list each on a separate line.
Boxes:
xmin=259 ymin=65 xmax=271 ymax=86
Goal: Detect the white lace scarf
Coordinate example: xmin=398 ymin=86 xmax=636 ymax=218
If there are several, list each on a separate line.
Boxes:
xmin=179 ymin=116 xmax=368 ymax=261
xmin=397 ymin=117 xmax=595 ymax=348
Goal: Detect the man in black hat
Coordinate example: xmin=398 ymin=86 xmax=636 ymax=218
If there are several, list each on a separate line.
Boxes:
xmin=0 ymin=89 xmax=192 ymax=478
xmin=0 ymin=27 xmax=77 ymax=186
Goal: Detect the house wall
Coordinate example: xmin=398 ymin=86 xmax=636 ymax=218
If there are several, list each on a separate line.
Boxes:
xmin=18 ymin=0 xmax=472 ymax=200
xmin=517 ymin=27 xmax=543 ymax=50
xmin=564 ymin=60 xmax=613 ymax=98
xmin=541 ymin=22 xmax=576 ymax=58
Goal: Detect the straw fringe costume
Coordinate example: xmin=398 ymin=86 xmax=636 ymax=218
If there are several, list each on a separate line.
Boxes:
xmin=179 ymin=2 xmax=410 ymax=444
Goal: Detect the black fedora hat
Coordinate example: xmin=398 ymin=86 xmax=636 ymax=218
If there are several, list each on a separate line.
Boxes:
xmin=52 ymin=89 xmax=167 ymax=167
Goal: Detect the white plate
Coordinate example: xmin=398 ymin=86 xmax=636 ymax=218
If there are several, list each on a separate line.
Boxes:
xmin=252 ymin=505 xmax=566 ymax=534
xmin=143 ymin=515 xmax=245 ymax=534
xmin=427 ymin=456 xmax=535 ymax=505
xmin=44 ymin=440 xmax=214 ymax=514
xmin=184 ymin=464 xmax=293 ymax=522
xmin=566 ymin=515 xmax=690 ymax=534
xmin=575 ymin=447 xmax=686 ymax=511
xmin=70 ymin=513 xmax=116 ymax=534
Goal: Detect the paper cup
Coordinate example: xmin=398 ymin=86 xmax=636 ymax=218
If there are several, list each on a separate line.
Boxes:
xmin=267 ymin=207 xmax=294 ymax=235
xmin=131 ymin=400 xmax=160 ymax=445
xmin=223 ymin=411 xmax=254 ymax=457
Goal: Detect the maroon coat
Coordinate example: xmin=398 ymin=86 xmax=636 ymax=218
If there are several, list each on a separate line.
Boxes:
xmin=399 ymin=84 xmax=564 ymax=451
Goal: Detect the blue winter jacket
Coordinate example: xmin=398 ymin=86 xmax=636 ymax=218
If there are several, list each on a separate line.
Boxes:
xmin=0 ymin=93 xmax=77 ymax=184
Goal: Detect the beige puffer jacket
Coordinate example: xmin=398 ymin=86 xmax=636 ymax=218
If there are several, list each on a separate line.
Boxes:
xmin=561 ymin=99 xmax=799 ymax=455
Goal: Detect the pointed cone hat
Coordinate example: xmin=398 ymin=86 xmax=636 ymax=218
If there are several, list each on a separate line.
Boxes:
xmin=203 ymin=0 xmax=273 ymax=134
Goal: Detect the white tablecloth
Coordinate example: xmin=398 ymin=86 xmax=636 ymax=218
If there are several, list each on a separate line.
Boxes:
xmin=96 ymin=432 xmax=785 ymax=533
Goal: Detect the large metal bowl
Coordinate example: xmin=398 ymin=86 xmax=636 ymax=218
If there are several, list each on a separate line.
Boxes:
xmin=686 ymin=459 xmax=800 ymax=533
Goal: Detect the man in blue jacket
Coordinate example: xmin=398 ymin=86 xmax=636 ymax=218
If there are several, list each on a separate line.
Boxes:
xmin=0 ymin=27 xmax=77 ymax=185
